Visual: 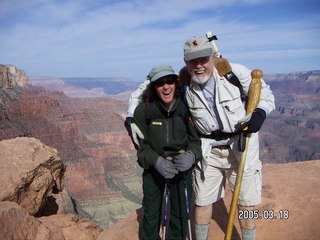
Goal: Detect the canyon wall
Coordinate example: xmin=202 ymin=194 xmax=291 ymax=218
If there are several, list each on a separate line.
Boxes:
xmin=1 ymin=65 xmax=319 ymax=230
xmin=29 ymin=76 xmax=141 ymax=100
xmin=0 ymin=65 xmax=142 ymax=228
xmin=260 ymin=72 xmax=320 ymax=163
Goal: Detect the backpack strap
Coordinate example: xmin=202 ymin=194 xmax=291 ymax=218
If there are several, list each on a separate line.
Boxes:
xmin=224 ymin=71 xmax=247 ymax=102
xmin=182 ymin=84 xmax=189 ymax=107
xmin=215 ymin=58 xmax=247 ymax=102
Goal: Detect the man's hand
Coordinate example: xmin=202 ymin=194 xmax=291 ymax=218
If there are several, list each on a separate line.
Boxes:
xmin=124 ymin=117 xmax=144 ymax=148
xmin=173 ymin=150 xmax=195 ymax=172
xmin=238 ymin=108 xmax=266 ymax=133
xmin=155 ymin=156 xmax=179 ymax=179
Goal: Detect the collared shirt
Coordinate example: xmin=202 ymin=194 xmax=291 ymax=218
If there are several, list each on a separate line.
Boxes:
xmin=199 ymin=76 xmax=230 ymax=146
xmin=199 ymin=76 xmax=220 ymax=131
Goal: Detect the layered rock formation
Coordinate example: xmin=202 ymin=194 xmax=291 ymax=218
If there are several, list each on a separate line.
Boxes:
xmin=1 ymin=64 xmax=320 ymax=232
xmin=29 ymin=76 xmax=109 ymax=98
xmin=0 ymin=137 xmax=102 ymax=240
xmin=0 ymin=88 xmax=142 ymax=228
xmin=29 ymin=76 xmax=141 ymax=100
xmin=260 ymin=71 xmax=320 ymax=163
xmin=0 ymin=64 xmax=28 ymax=88
xmin=0 ymin=65 xmax=142 ymax=229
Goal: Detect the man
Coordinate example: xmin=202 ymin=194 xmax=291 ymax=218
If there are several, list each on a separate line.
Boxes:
xmin=125 ymin=34 xmax=275 ymax=240
xmin=182 ymin=35 xmax=275 ymax=240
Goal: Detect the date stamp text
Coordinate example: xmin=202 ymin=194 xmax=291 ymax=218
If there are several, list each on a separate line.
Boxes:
xmin=238 ymin=209 xmax=289 ymax=220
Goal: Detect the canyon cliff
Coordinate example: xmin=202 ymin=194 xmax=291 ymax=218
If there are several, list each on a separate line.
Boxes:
xmin=261 ymin=71 xmax=320 ymax=162
xmin=1 ymin=64 xmax=319 ymax=232
xmin=0 ymin=64 xmax=28 ymax=89
xmin=0 ymin=66 xmax=142 ymax=229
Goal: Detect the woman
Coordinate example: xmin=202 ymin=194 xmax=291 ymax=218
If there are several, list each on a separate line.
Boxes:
xmin=134 ymin=65 xmax=202 ymax=240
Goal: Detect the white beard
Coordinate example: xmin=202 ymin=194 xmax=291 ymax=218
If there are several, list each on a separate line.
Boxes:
xmin=191 ymin=74 xmax=210 ymax=85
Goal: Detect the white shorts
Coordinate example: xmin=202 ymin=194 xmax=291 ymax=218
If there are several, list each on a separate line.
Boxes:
xmin=193 ymin=147 xmax=262 ymax=207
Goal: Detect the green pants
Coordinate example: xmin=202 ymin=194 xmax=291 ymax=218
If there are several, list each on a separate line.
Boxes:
xmin=141 ymin=168 xmax=192 ymax=240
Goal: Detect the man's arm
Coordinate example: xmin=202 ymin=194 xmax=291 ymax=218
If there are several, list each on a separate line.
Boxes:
xmin=232 ymin=63 xmax=275 ymax=133
xmin=127 ymin=79 xmax=150 ymax=117
xmin=125 ymin=79 xmax=150 ymax=148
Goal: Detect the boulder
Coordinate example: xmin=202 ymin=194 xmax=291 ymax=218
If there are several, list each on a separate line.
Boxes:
xmin=0 ymin=137 xmax=65 ymax=215
xmin=0 ymin=201 xmax=102 ymax=240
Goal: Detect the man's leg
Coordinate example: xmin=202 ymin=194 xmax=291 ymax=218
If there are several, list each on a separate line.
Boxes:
xmin=193 ymin=165 xmax=225 ymax=240
xmin=238 ymin=205 xmax=256 ymax=240
xmin=227 ymin=166 xmax=262 ymax=240
xmin=193 ymin=147 xmax=228 ymax=240
xmin=194 ymin=204 xmax=212 ymax=240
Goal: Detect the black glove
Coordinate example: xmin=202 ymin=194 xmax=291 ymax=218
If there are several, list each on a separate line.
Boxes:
xmin=173 ymin=151 xmax=195 ymax=172
xmin=124 ymin=117 xmax=134 ymax=136
xmin=155 ymin=156 xmax=179 ymax=179
xmin=239 ymin=108 xmax=266 ymax=133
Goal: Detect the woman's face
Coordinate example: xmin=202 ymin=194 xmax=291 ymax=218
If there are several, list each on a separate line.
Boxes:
xmin=154 ymin=75 xmax=176 ymax=107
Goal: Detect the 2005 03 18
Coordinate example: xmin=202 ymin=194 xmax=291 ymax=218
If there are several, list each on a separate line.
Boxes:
xmin=238 ymin=209 xmax=289 ymax=220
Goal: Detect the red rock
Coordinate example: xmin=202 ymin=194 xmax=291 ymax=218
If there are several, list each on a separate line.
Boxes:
xmin=0 ymin=137 xmax=65 ymax=215
xmin=0 ymin=201 xmax=62 ymax=240
xmin=39 ymin=213 xmax=102 ymax=240
xmin=0 ymin=201 xmax=102 ymax=240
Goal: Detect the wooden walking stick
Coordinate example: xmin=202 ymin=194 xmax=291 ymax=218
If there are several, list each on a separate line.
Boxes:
xmin=224 ymin=69 xmax=263 ymax=240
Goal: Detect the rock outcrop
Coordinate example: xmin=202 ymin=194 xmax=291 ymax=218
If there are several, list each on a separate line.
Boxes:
xmin=0 ymin=137 xmax=65 ymax=215
xmin=0 ymin=64 xmax=28 ymax=89
xmin=0 ymin=137 xmax=102 ymax=240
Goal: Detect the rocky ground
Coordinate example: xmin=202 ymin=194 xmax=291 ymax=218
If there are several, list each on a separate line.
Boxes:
xmin=101 ymin=160 xmax=320 ymax=240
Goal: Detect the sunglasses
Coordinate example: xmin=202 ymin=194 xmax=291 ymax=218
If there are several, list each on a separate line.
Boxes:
xmin=154 ymin=78 xmax=176 ymax=87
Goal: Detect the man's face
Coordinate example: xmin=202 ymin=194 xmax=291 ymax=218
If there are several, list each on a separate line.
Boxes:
xmin=186 ymin=56 xmax=214 ymax=85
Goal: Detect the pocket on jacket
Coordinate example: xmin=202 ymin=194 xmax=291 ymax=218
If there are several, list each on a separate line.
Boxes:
xmin=221 ymin=98 xmax=246 ymax=131
xmin=189 ymin=106 xmax=214 ymax=134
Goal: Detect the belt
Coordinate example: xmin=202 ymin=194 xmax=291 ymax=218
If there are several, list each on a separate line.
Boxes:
xmin=213 ymin=145 xmax=230 ymax=150
xmin=199 ymin=130 xmax=239 ymax=141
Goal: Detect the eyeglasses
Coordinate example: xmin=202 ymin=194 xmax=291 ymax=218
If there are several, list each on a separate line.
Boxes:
xmin=154 ymin=78 xmax=176 ymax=87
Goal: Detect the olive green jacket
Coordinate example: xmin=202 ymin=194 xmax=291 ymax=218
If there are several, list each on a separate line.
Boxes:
xmin=134 ymin=97 xmax=202 ymax=169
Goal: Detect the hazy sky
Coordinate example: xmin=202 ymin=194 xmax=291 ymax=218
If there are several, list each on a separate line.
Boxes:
xmin=1 ymin=0 xmax=319 ymax=81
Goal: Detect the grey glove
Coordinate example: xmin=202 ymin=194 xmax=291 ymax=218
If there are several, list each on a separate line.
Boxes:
xmin=173 ymin=150 xmax=195 ymax=172
xmin=155 ymin=156 xmax=179 ymax=179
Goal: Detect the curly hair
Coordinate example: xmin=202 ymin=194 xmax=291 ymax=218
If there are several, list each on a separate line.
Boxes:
xmin=141 ymin=76 xmax=182 ymax=103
